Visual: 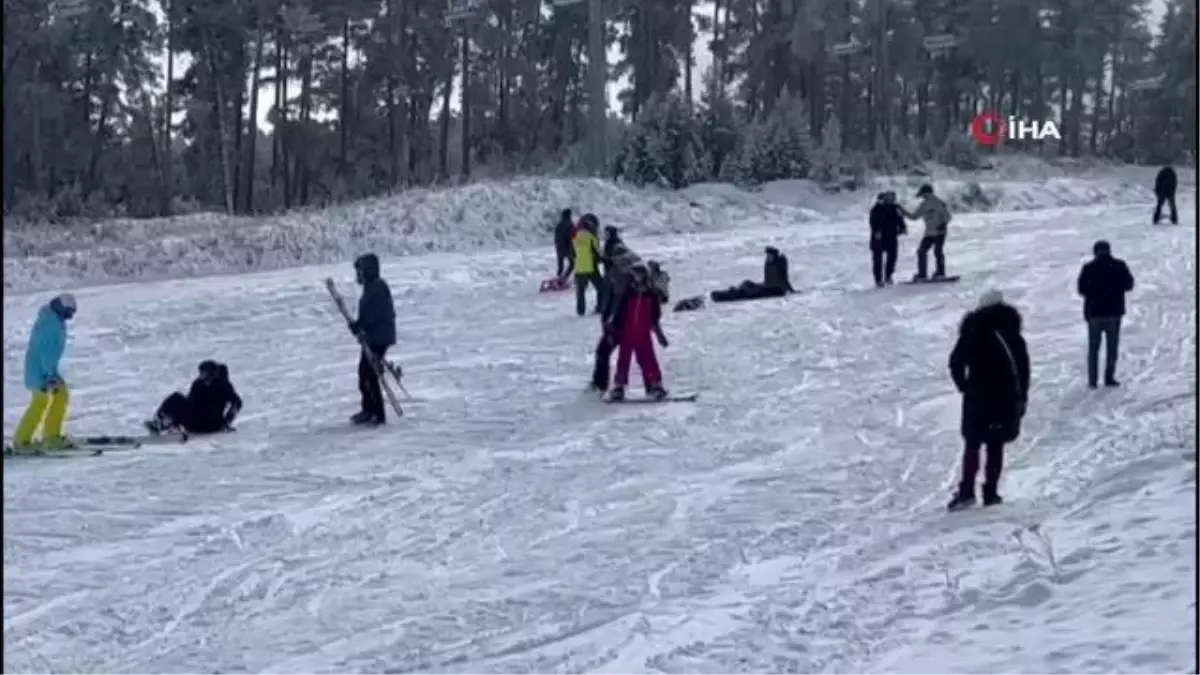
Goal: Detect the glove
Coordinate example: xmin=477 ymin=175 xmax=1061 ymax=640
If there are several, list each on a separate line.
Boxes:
xmin=43 ymin=376 xmax=64 ymax=392
xmin=656 ymin=332 xmax=669 ymax=348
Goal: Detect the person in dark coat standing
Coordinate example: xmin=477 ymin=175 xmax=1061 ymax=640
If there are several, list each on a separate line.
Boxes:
xmin=1076 ymin=240 xmax=1135 ymax=388
xmin=348 ymin=253 xmax=397 ymax=425
xmin=868 ymin=191 xmax=907 ymax=287
xmin=1153 ymin=166 xmax=1178 ymax=225
xmin=947 ymin=290 xmax=1030 ymax=510
xmin=554 ymin=209 xmax=575 ymax=277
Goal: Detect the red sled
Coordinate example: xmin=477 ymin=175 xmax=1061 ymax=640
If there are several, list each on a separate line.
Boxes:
xmin=539 ymin=277 xmax=571 ymax=293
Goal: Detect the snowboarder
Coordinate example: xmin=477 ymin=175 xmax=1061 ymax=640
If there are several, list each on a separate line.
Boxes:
xmin=600 ymin=224 xmax=642 ymax=316
xmin=1153 ymin=165 xmax=1178 ymax=225
xmin=903 ymin=184 xmax=952 ymax=281
xmin=709 ymin=246 xmax=794 ymax=302
xmin=606 ymin=263 xmax=669 ymax=402
xmin=145 ymin=361 xmax=243 ymax=436
xmin=554 ymin=208 xmax=575 ymax=277
xmin=571 ymin=214 xmax=604 ymax=316
xmin=868 ymin=191 xmax=906 ymax=286
xmin=347 ymin=253 xmax=397 ymax=425
xmin=1076 ymin=240 xmax=1135 ymax=388
xmin=947 ymin=290 xmax=1030 ymax=510
xmin=13 ymin=293 xmax=77 ymax=451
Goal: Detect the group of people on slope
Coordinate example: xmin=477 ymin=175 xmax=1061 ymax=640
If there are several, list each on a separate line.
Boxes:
xmin=867 ymin=183 xmax=953 ymax=287
xmin=947 ymin=239 xmax=1135 ymax=509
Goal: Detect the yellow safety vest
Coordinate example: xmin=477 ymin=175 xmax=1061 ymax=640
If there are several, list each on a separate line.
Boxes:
xmin=572 ymin=230 xmax=598 ymax=274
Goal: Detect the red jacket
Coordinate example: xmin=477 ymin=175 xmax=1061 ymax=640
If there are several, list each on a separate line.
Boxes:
xmin=609 ymin=285 xmax=662 ymax=337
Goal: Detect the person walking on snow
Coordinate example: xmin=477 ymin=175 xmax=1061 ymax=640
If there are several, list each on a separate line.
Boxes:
xmin=571 ymin=214 xmax=604 ymax=316
xmin=347 ymin=253 xmax=397 ymax=425
xmin=902 ymin=184 xmax=952 ymax=281
xmin=600 ymin=225 xmax=641 ymax=316
xmin=145 ymin=361 xmax=243 ymax=437
xmin=947 ymin=290 xmax=1030 ymax=510
xmin=1076 ymin=240 xmax=1135 ymax=388
xmin=1153 ymin=165 xmax=1178 ymax=225
xmin=868 ymin=191 xmax=906 ymax=286
xmin=606 ymin=263 xmax=669 ymax=402
xmin=554 ymin=208 xmax=575 ymax=277
xmin=14 ymin=293 xmax=77 ymax=451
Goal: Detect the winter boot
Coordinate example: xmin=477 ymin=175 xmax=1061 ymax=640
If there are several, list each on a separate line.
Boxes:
xmin=350 ymin=411 xmax=375 ymax=425
xmin=947 ymin=487 xmax=976 ymax=511
xmin=646 ymin=385 xmax=668 ymax=401
xmin=911 ymin=272 xmax=928 ymax=282
xmin=1104 ymin=378 xmax=1121 ymax=388
xmin=41 ymin=436 xmax=77 ymax=451
xmin=982 ymin=486 xmax=1003 ymax=507
xmin=607 ymin=386 xmax=626 ymax=402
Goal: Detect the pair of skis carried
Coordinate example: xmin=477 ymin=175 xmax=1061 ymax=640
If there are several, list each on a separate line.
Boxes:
xmin=324 ymin=278 xmax=408 ymax=419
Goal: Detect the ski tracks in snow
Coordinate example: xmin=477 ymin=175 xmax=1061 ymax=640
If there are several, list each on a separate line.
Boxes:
xmin=2 ymin=202 xmax=1196 ymax=673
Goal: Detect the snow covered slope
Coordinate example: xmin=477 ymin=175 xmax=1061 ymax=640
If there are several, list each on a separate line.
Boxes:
xmin=3 ymin=159 xmax=1174 ymax=294
xmin=3 ymin=198 xmax=1194 ymax=672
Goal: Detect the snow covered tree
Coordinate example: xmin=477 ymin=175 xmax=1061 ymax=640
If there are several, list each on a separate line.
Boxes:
xmin=612 ymin=92 xmax=707 ymax=189
xmin=719 ymin=90 xmax=813 ymax=186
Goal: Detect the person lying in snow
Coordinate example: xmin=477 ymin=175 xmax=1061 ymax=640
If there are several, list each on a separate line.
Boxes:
xmin=708 ymin=246 xmax=795 ymax=303
xmin=145 ymin=360 xmax=243 ymax=437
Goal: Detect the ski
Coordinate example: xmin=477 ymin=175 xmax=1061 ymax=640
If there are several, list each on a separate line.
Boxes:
xmin=324 ymin=278 xmax=405 ymax=418
xmin=607 ymin=393 xmax=698 ymax=404
xmin=903 ymin=275 xmax=961 ymax=285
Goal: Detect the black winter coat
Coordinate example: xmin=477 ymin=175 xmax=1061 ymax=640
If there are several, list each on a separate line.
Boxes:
xmin=868 ymin=203 xmax=906 ymax=248
xmin=354 ymin=254 xmax=397 ymax=348
xmin=1155 ymin=167 xmax=1177 ymax=197
xmin=763 ymin=254 xmax=795 ymax=293
xmin=186 ymin=375 xmax=243 ymax=434
xmin=554 ymin=215 xmax=574 ymax=253
xmin=1077 ymin=255 xmax=1134 ymax=320
xmin=948 ymin=303 xmax=1031 ymax=444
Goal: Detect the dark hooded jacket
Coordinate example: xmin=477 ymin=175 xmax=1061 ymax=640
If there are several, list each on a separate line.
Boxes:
xmin=1154 ymin=167 xmax=1177 ymax=197
xmin=554 ymin=210 xmax=575 ymax=254
xmin=1077 ymin=252 xmax=1134 ymax=319
xmin=868 ymin=202 xmax=906 ymax=247
xmin=354 ymin=253 xmax=397 ymax=349
xmin=763 ymin=249 xmax=795 ymax=293
xmin=186 ymin=362 xmax=243 ymax=434
xmin=948 ymin=302 xmax=1031 ymax=444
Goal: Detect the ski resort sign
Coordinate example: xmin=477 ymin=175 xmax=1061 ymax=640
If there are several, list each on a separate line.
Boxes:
xmin=970 ymin=110 xmax=1061 ymax=146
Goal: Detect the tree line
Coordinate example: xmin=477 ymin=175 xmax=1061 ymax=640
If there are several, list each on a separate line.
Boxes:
xmin=3 ymin=0 xmax=1194 ymax=221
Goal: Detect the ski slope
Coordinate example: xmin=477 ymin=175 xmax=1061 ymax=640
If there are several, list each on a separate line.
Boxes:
xmin=4 ymin=200 xmax=1196 ymax=673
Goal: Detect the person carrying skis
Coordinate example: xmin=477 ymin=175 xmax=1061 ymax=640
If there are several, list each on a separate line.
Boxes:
xmin=554 ymin=208 xmax=575 ymax=277
xmin=347 ymin=253 xmax=397 ymax=425
xmin=1076 ymin=240 xmax=1135 ymax=388
xmin=13 ymin=293 xmax=77 ymax=451
xmin=946 ymin=290 xmax=1030 ymax=510
xmin=1153 ymin=165 xmax=1178 ymax=225
xmin=606 ymin=262 xmax=669 ymax=402
xmin=571 ymin=214 xmax=604 ymax=316
xmin=869 ymin=191 xmax=906 ymax=286
xmin=903 ymin=184 xmax=952 ymax=281
xmin=145 ymin=361 xmax=243 ymax=436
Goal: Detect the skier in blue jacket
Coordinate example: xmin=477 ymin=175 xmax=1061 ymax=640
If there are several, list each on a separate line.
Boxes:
xmin=14 ymin=293 xmax=77 ymax=450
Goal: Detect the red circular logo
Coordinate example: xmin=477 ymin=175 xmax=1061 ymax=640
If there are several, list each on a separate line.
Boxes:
xmin=970 ymin=112 xmax=1006 ymax=146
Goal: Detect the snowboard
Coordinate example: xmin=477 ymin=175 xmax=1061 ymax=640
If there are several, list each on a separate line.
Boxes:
xmin=607 ymin=392 xmax=698 ymax=404
xmin=903 ymin=275 xmax=960 ymax=285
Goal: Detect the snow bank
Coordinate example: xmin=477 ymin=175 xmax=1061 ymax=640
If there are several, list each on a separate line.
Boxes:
xmin=3 ymin=178 xmax=817 ymax=295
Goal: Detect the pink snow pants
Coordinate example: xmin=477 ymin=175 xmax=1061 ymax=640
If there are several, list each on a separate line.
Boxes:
xmin=613 ymin=330 xmax=661 ymax=389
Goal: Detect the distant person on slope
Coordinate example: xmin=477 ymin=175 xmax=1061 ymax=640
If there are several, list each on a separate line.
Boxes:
xmin=348 ymin=253 xmax=397 ymax=425
xmin=554 ymin=208 xmax=576 ymax=277
xmin=145 ymin=361 xmax=243 ymax=437
xmin=13 ymin=293 xmax=77 ymax=451
xmin=709 ymin=246 xmax=795 ymax=303
xmin=571 ymin=214 xmax=604 ymax=316
xmin=1153 ymin=165 xmax=1178 ymax=225
xmin=1076 ymin=240 xmax=1135 ymax=389
xmin=606 ymin=263 xmax=670 ymax=402
xmin=868 ymin=191 xmax=906 ymax=287
xmin=947 ymin=290 xmax=1030 ymax=510
xmin=902 ymin=184 xmax=952 ymax=281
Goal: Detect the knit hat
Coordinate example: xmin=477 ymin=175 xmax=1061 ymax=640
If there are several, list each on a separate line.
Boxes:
xmin=978 ymin=289 xmax=1004 ymax=308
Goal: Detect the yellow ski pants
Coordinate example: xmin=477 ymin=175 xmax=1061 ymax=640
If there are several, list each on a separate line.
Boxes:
xmin=14 ymin=385 xmax=69 ymax=446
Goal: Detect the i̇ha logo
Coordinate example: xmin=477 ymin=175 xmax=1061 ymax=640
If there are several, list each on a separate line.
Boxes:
xmin=970 ymin=110 xmax=1061 ymax=146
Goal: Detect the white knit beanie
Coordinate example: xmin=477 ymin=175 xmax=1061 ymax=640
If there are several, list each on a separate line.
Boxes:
xmin=978 ymin=289 xmax=1004 ymax=308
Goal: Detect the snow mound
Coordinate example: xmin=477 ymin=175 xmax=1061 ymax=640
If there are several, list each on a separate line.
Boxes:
xmin=3 ymin=178 xmax=818 ymax=295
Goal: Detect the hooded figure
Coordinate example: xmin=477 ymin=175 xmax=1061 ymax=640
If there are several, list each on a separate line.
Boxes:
xmin=868 ymin=191 xmax=906 ymax=286
xmin=554 ymin=209 xmax=575 ymax=276
xmin=1076 ymin=240 xmax=1134 ymax=388
xmin=903 ymin=184 xmax=952 ymax=280
xmin=762 ymin=247 xmax=795 ymax=293
xmin=1153 ymin=166 xmax=1178 ymax=224
xmin=146 ymin=360 xmax=243 ymax=436
xmin=946 ymin=290 xmax=1030 ymax=509
xmin=348 ymin=253 xmax=397 ymax=424
xmin=600 ymin=226 xmax=642 ymax=319
xmin=570 ymin=213 xmax=605 ymax=315
xmin=14 ymin=293 xmax=77 ymax=450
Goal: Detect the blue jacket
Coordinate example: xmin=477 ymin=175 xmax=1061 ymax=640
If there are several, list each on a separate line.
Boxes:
xmin=24 ymin=303 xmax=68 ymax=391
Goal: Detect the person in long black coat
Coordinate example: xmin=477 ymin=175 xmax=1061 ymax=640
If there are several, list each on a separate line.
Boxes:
xmin=1153 ymin=166 xmax=1178 ymax=225
xmin=946 ymin=290 xmax=1031 ymax=510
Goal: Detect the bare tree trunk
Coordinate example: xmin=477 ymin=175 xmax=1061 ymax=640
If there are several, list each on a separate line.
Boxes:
xmin=162 ymin=0 xmax=174 ymax=215
xmin=244 ymin=27 xmax=265 ymax=212
xmin=460 ymin=23 xmax=471 ymax=179
xmin=339 ymin=15 xmax=351 ymax=175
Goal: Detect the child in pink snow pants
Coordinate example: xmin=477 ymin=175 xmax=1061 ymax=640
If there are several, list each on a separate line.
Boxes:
xmin=606 ymin=264 xmax=669 ymax=401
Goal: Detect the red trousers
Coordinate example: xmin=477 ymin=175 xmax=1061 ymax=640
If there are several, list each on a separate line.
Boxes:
xmin=613 ymin=329 xmax=661 ymax=388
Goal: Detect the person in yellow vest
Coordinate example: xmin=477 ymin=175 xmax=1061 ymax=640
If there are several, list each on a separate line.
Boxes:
xmin=571 ymin=214 xmax=605 ymax=316
xmin=14 ymin=293 xmax=77 ymax=451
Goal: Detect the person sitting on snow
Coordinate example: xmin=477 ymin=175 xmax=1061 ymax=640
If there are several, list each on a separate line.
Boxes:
xmin=145 ymin=360 xmax=242 ymax=437
xmin=709 ymin=246 xmax=795 ymax=303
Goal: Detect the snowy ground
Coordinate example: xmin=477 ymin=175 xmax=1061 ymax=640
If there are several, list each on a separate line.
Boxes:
xmin=4 ymin=197 xmax=1196 ymax=672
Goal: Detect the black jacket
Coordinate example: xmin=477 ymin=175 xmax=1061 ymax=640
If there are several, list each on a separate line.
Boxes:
xmin=1077 ymin=255 xmax=1134 ymax=319
xmin=186 ymin=369 xmax=243 ymax=434
xmin=354 ymin=253 xmax=397 ymax=348
xmin=763 ymin=254 xmax=795 ymax=293
xmin=1155 ymin=167 xmax=1177 ymax=197
xmin=868 ymin=203 xmax=906 ymax=246
xmin=949 ymin=303 xmax=1031 ymax=444
xmin=554 ymin=213 xmax=574 ymax=253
